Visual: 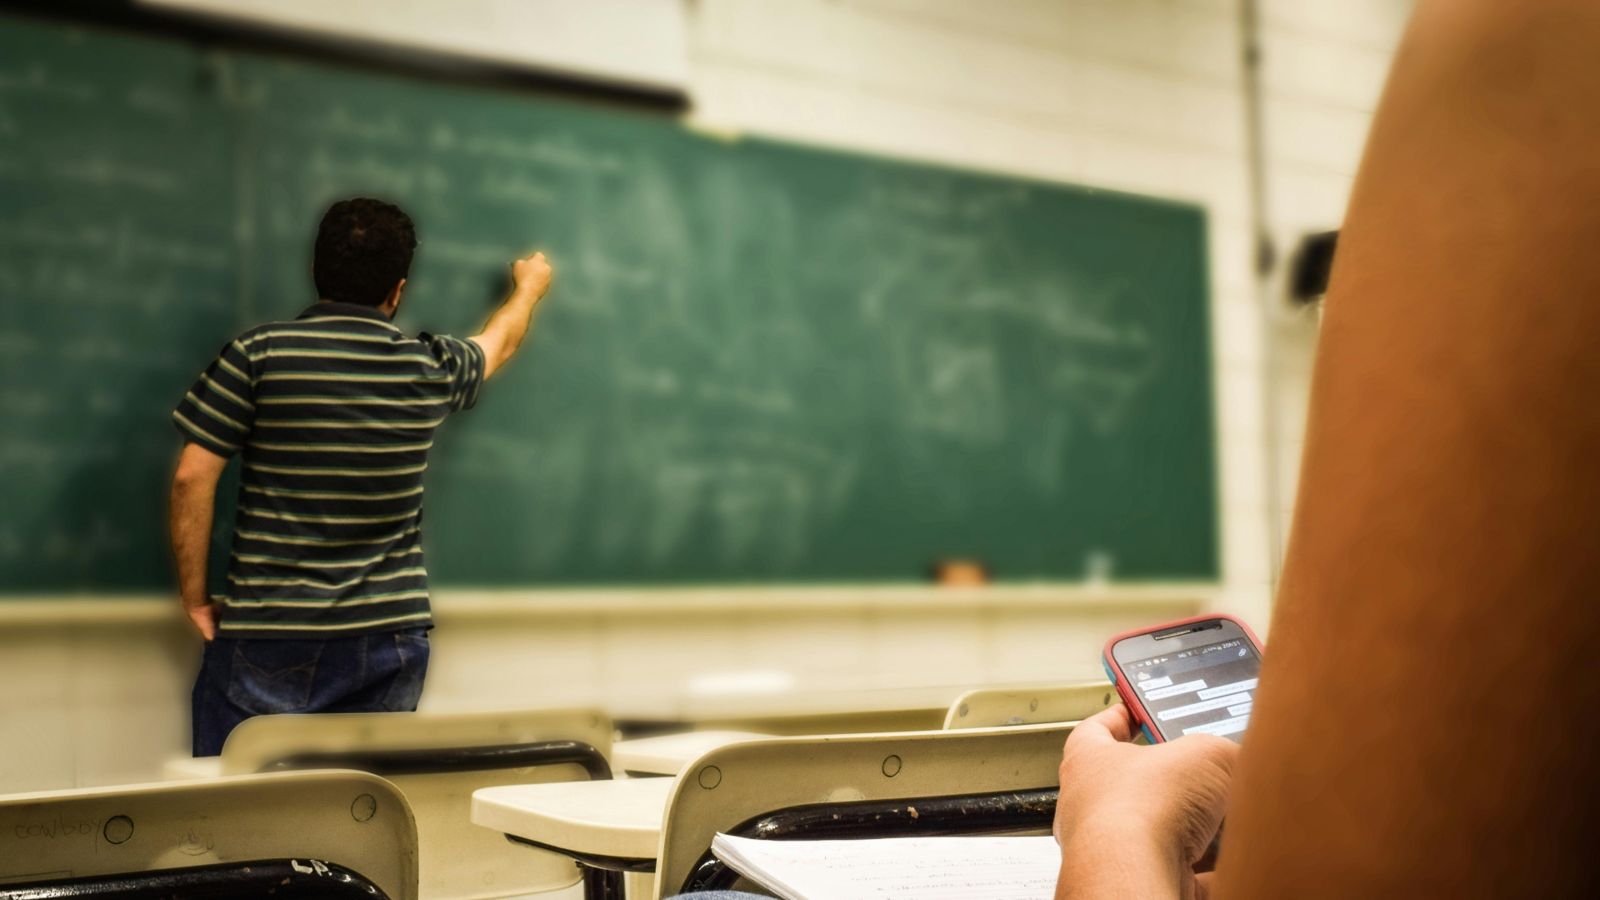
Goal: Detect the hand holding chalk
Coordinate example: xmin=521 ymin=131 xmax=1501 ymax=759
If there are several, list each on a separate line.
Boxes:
xmin=511 ymin=251 xmax=553 ymax=301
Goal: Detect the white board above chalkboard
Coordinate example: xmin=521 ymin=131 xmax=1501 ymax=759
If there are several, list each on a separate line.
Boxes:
xmin=139 ymin=0 xmax=692 ymax=95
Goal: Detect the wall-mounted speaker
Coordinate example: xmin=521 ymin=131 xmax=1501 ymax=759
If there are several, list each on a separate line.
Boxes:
xmin=1288 ymin=230 xmax=1339 ymax=305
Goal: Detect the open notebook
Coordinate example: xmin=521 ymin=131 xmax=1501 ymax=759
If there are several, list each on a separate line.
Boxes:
xmin=711 ymin=833 xmax=1060 ymax=899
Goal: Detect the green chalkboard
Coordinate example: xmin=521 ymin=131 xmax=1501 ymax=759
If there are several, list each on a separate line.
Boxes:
xmin=0 ymin=19 xmax=239 ymax=590
xmin=0 ymin=15 xmax=1217 ymax=590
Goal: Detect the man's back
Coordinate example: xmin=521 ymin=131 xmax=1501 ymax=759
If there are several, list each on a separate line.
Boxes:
xmin=170 ymin=197 xmax=549 ymax=756
xmin=173 ymin=301 xmax=485 ymax=638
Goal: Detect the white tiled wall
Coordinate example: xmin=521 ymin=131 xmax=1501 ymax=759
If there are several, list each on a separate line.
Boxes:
xmin=0 ymin=0 xmax=1414 ymax=794
xmin=1256 ymin=0 xmax=1411 ymax=557
xmin=0 ymin=590 xmax=1206 ymax=794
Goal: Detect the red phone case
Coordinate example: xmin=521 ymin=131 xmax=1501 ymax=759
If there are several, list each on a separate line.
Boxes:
xmin=1102 ymin=613 xmax=1264 ymax=743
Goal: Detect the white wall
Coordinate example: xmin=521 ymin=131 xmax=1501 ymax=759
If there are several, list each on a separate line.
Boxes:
xmin=142 ymin=0 xmax=692 ymax=92
xmin=0 ymin=0 xmax=1415 ymax=795
xmin=1256 ymin=0 xmax=1412 ymax=555
xmin=0 ymin=589 xmax=1207 ymax=793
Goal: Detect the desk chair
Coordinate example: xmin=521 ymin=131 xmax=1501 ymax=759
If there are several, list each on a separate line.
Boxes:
xmin=0 ymin=771 xmax=415 ymax=899
xmin=218 ymin=708 xmax=612 ymax=900
xmin=942 ymin=681 xmax=1116 ymax=729
xmin=654 ymin=723 xmax=1072 ymax=898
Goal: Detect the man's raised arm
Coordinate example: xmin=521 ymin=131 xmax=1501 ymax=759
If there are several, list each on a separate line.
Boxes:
xmin=471 ymin=251 xmax=553 ymax=380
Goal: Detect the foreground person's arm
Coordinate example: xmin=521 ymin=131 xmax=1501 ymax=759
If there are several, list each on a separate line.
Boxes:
xmin=1218 ymin=1 xmax=1600 ymax=896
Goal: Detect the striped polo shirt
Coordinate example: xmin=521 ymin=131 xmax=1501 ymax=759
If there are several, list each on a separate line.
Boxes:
xmin=172 ymin=301 xmax=486 ymax=639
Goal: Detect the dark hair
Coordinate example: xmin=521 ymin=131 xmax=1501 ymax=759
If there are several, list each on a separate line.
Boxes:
xmin=313 ymin=198 xmax=417 ymax=306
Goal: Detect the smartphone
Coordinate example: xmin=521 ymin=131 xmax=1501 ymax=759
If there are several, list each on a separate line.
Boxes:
xmin=1103 ymin=614 xmax=1263 ymax=744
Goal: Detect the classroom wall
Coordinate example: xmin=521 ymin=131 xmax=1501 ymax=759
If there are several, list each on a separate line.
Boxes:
xmin=0 ymin=589 xmax=1207 ymax=792
xmin=1256 ymin=0 xmax=1411 ymax=558
xmin=0 ymin=0 xmax=1411 ymax=794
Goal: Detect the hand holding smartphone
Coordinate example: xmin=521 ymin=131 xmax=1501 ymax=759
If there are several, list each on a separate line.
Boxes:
xmin=1103 ymin=614 xmax=1263 ymax=744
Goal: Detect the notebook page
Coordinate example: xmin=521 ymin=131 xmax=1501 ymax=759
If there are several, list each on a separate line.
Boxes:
xmin=712 ymin=833 xmax=1060 ymax=900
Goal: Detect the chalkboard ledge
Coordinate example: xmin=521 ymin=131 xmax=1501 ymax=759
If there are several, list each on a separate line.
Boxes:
xmin=0 ymin=584 xmax=1216 ymax=628
xmin=429 ymin=584 xmax=1217 ymax=619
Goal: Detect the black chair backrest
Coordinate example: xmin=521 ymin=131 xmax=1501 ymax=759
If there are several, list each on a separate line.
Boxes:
xmin=0 ymin=859 xmax=389 ymax=900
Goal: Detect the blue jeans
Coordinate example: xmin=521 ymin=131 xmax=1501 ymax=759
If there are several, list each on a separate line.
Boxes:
xmin=191 ymin=629 xmax=430 ymax=756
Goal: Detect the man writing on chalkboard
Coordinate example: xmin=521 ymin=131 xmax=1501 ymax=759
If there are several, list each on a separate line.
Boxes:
xmin=167 ymin=198 xmax=552 ymax=755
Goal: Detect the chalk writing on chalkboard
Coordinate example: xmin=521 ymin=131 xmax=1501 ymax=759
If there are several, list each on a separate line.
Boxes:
xmin=0 ymin=14 xmax=1216 ymax=590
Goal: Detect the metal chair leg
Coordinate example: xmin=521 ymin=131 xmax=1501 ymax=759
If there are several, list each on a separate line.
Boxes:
xmin=581 ymin=864 xmax=625 ymax=900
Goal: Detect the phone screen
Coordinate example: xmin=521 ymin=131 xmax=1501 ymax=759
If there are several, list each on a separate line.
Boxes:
xmin=1123 ymin=636 xmax=1261 ymax=741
